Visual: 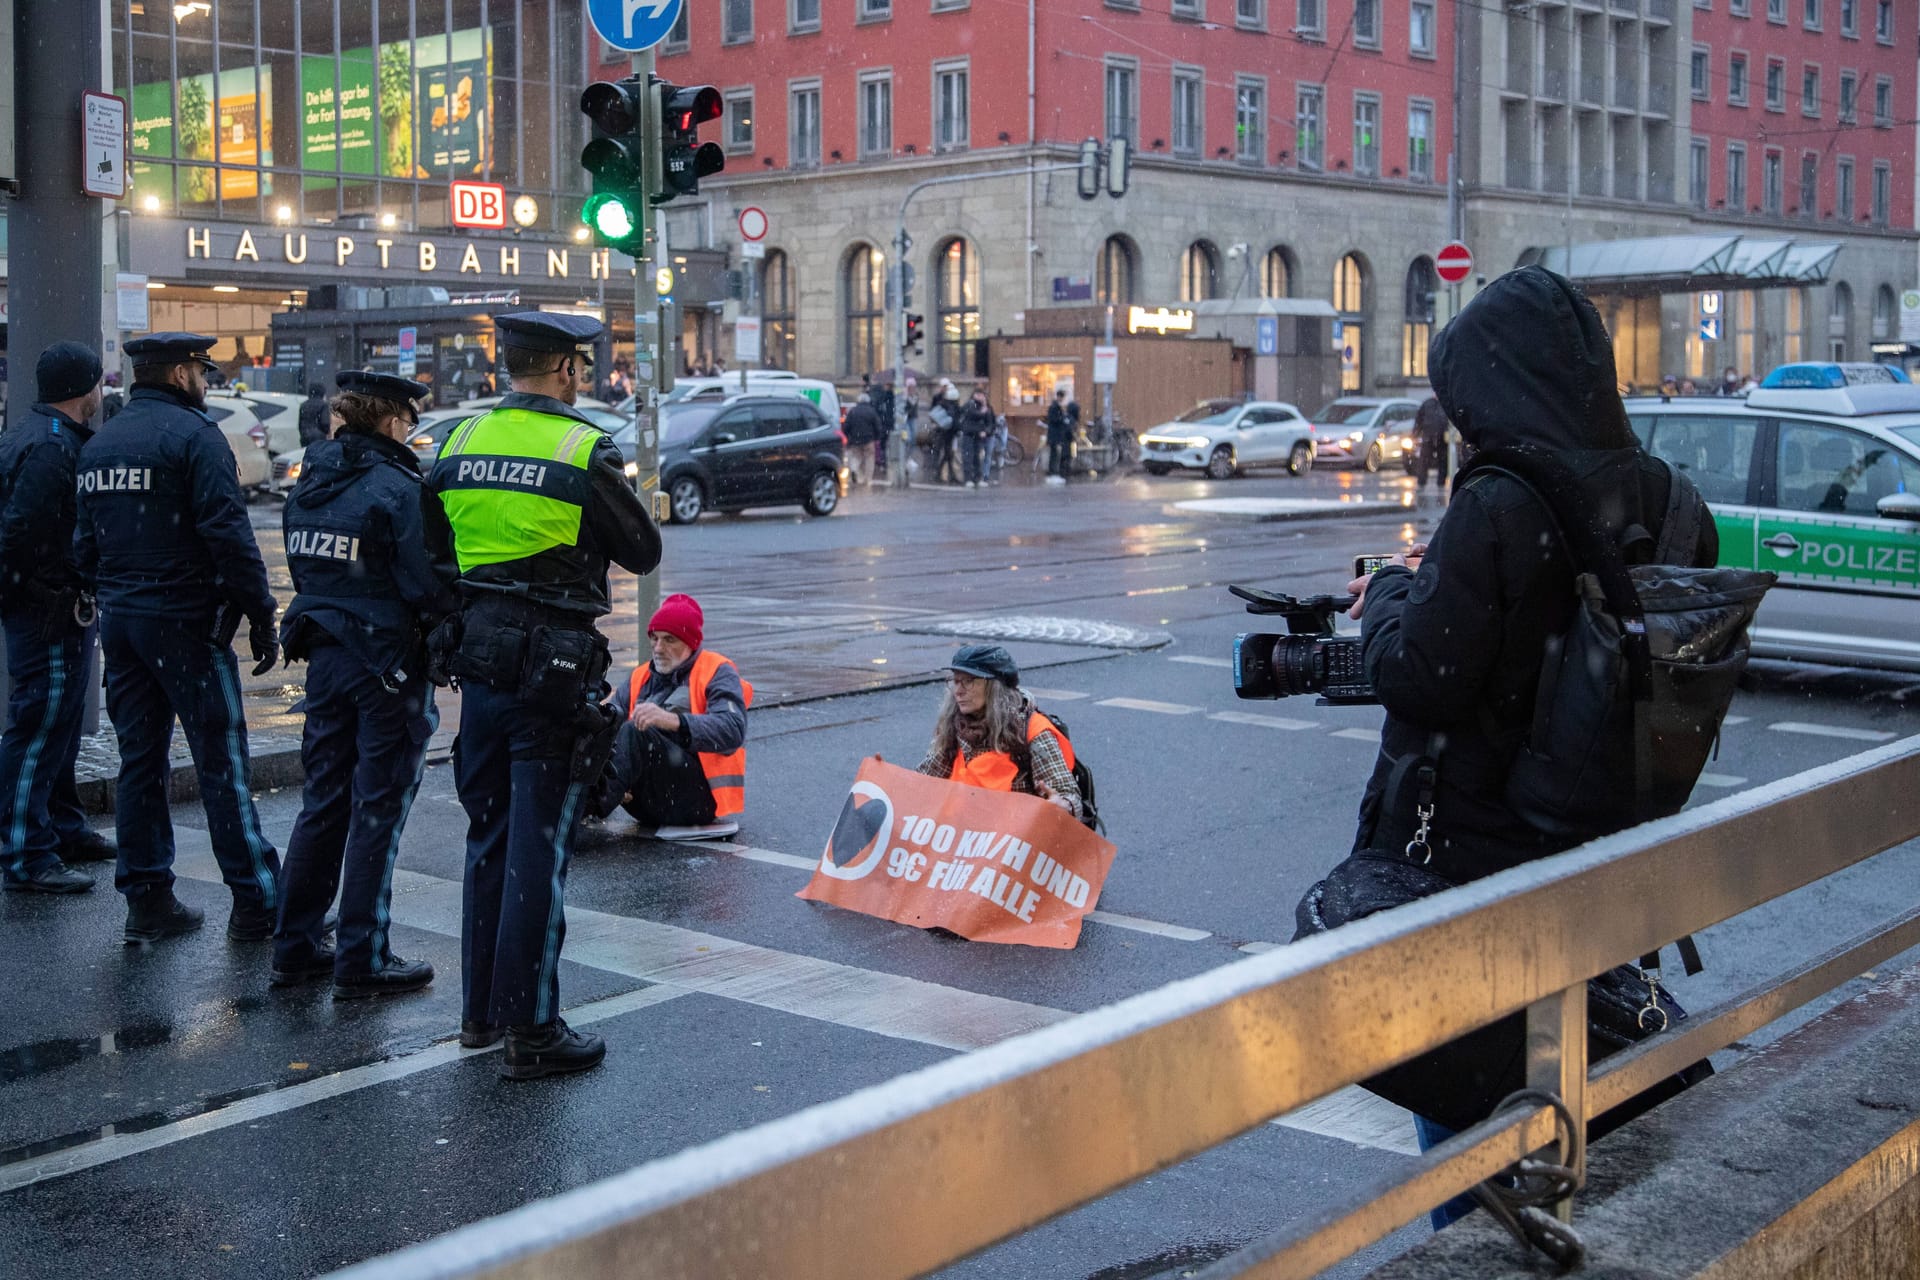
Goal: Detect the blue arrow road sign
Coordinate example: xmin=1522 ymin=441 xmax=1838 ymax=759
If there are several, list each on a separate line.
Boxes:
xmin=588 ymin=0 xmax=683 ymax=52
xmin=1700 ymin=317 xmax=1721 ymax=341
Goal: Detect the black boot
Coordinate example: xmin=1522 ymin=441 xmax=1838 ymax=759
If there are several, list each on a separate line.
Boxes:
xmin=460 ymin=1020 xmax=503 ymax=1049
xmin=332 ymin=957 xmax=435 ymax=1001
xmin=227 ymin=898 xmax=276 ymax=942
xmin=500 ymin=1019 xmax=606 ymax=1081
xmin=61 ymin=830 xmax=118 ymax=864
xmin=124 ymin=891 xmax=205 ymax=943
xmin=4 ymin=862 xmax=94 ymax=894
xmin=269 ymin=948 xmax=338 ymax=988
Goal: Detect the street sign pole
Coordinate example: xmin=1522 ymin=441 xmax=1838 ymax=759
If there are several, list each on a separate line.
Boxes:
xmin=631 ymin=44 xmax=662 ymax=633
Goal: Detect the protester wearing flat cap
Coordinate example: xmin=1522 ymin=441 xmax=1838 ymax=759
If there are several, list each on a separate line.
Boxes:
xmin=918 ymin=645 xmax=1084 ymax=819
xmin=271 ymin=370 xmax=457 ymax=998
xmin=423 ymin=309 xmax=661 ymax=1080
xmin=589 ymin=593 xmax=752 ymax=838
xmin=0 ymin=342 xmax=116 ymax=895
xmin=74 ymin=331 xmax=283 ymax=944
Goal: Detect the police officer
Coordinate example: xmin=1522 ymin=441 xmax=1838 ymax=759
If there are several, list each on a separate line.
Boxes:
xmin=272 ymin=371 xmax=456 ymax=996
xmin=424 ymin=312 xmax=660 ymax=1080
xmin=0 ymin=342 xmax=118 ymax=894
xmin=75 ymin=333 xmax=283 ymax=944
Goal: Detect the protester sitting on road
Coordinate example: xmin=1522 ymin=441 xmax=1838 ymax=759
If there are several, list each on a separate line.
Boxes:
xmin=918 ymin=645 xmax=1082 ymax=820
xmin=590 ymin=593 xmax=751 ymax=838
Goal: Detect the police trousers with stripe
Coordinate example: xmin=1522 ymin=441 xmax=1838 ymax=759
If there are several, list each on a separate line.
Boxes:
xmin=275 ymin=643 xmax=436 ymax=976
xmin=455 ymin=678 xmax=590 ymax=1031
xmin=0 ymin=614 xmax=93 ymax=878
xmin=101 ymin=612 xmax=281 ymax=907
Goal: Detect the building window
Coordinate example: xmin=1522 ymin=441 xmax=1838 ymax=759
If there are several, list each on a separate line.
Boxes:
xmin=1839 ymin=0 xmax=1857 ymax=32
xmin=1690 ymin=138 xmax=1710 ymax=207
xmin=1407 ymin=101 xmax=1433 ymax=181
xmin=1353 ymin=94 xmax=1380 ymax=177
xmin=1871 ymin=163 xmax=1890 ymax=224
xmin=1235 ymin=78 xmax=1266 ymax=163
xmin=859 ymin=0 xmax=891 ymax=19
xmin=1237 ymin=0 xmax=1266 ymax=29
xmin=1728 ymin=53 xmax=1748 ymax=105
xmin=1097 ymin=235 xmax=1137 ymax=306
xmin=1334 ymin=253 xmax=1369 ymax=392
xmin=935 ymin=237 xmax=981 ymax=377
xmin=1800 ymin=152 xmax=1819 ymax=216
xmin=1801 ymin=66 xmax=1819 ymax=116
xmin=1735 ymin=292 xmax=1756 ymax=375
xmin=1295 ymin=85 xmax=1325 ymax=170
xmin=1762 ymin=149 xmax=1782 ymax=213
xmin=844 ymin=244 xmax=886 ymax=375
xmin=1411 ymin=1 xmax=1436 ymax=54
xmin=1837 ymin=156 xmax=1855 ymax=219
xmin=1839 ymin=72 xmax=1857 ymax=122
xmin=723 ymin=0 xmax=753 ymax=44
xmin=665 ymin=5 xmax=691 ymax=49
xmin=1105 ymin=60 xmax=1138 ymax=146
xmin=1727 ymin=142 xmax=1747 ymax=209
xmin=859 ymin=73 xmax=893 ymax=158
xmin=1297 ymin=0 xmax=1324 ymax=37
xmin=1172 ymin=69 xmax=1203 ymax=156
xmin=791 ymin=0 xmax=821 ymax=32
xmin=1691 ymin=47 xmax=1710 ymax=99
xmin=1402 ymin=258 xmax=1438 ymax=379
xmin=1784 ymin=289 xmax=1805 ymax=363
xmin=1875 ymin=0 xmax=1892 ymax=40
xmin=935 ymin=62 xmax=969 ymax=151
xmin=1873 ymin=285 xmax=1896 ymax=339
xmin=790 ymin=82 xmax=822 ymax=168
xmin=1830 ymin=282 xmax=1853 ymax=359
xmin=1803 ymin=0 xmax=1821 ymax=27
xmin=725 ymin=90 xmax=755 ymax=153
xmin=1172 ymin=0 xmax=1201 ymax=17
xmin=1730 ymin=0 xmax=1748 ymax=14
xmin=1180 ymin=240 xmax=1220 ymax=302
xmin=1874 ymin=76 xmax=1892 ymax=125
xmin=1262 ymin=246 xmax=1294 ymax=297
xmin=761 ymin=250 xmax=796 ymax=370
xmin=1767 ymin=0 xmax=1785 ymax=18
xmin=1354 ymin=0 xmax=1381 ymax=45
xmin=1764 ymin=59 xmax=1784 ymax=110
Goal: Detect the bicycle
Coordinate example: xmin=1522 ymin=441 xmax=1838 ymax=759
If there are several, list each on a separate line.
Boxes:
xmin=1072 ymin=416 xmax=1138 ymax=476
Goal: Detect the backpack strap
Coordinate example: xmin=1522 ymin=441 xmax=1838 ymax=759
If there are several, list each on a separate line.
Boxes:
xmin=1651 ymin=456 xmax=1704 ymax=566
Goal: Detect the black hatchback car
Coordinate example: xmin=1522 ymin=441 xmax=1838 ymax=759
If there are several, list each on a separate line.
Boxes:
xmin=654 ymin=395 xmax=847 ymax=524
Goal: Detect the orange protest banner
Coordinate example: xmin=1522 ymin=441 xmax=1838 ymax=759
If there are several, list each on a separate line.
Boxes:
xmin=797 ymin=757 xmax=1118 ymax=949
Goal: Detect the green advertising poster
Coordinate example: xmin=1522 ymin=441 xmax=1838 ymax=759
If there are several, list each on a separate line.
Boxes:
xmin=302 ymin=49 xmax=377 ymax=176
xmin=414 ymin=29 xmax=491 ymax=176
xmin=300 ymin=29 xmax=489 ymax=182
xmin=126 ymin=67 xmax=270 ymax=203
xmin=130 ymin=80 xmax=173 ymax=183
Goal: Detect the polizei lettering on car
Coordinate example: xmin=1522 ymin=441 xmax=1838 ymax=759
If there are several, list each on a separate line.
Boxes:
xmin=78 ymin=467 xmax=154 ymax=493
xmin=286 ymin=530 xmax=362 ymax=562
xmin=454 ymin=458 xmax=550 ymax=489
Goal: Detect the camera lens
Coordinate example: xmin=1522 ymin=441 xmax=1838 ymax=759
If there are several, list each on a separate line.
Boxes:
xmin=1271 ymin=635 xmax=1328 ymax=697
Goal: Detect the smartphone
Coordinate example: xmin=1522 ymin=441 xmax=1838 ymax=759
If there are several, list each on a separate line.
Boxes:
xmin=1353 ymin=553 xmax=1397 ymax=577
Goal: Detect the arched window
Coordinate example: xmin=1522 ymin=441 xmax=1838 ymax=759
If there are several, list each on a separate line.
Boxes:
xmin=1828 ymin=281 xmax=1853 ymax=360
xmin=1401 ymin=257 xmax=1439 ymax=379
xmin=1873 ymin=284 xmax=1897 ymax=341
xmin=935 ymin=237 xmax=982 ymax=377
xmin=1180 ymin=240 xmax=1219 ymax=303
xmin=1261 ymin=246 xmax=1295 ymax=299
xmin=843 ymin=243 xmax=886 ymax=375
xmin=1333 ymin=252 xmax=1371 ymax=392
xmin=760 ymin=249 xmax=796 ymax=371
xmin=1096 ymin=235 xmax=1137 ymax=307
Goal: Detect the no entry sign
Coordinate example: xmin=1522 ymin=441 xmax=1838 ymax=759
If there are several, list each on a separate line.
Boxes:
xmin=1436 ymin=241 xmax=1474 ymax=284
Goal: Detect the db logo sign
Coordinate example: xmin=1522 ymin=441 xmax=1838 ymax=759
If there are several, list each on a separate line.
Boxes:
xmin=450 ymin=181 xmax=507 ymax=229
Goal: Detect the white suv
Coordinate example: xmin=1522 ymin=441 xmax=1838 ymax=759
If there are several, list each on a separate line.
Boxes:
xmin=1139 ymin=399 xmax=1317 ymax=479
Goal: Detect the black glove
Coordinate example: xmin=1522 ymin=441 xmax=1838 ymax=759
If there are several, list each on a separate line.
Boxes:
xmin=248 ymin=616 xmax=280 ymax=677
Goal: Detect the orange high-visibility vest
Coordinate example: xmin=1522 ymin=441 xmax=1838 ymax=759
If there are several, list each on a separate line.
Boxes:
xmin=948 ymin=712 xmax=1075 ymax=793
xmin=628 ymin=649 xmax=754 ymax=818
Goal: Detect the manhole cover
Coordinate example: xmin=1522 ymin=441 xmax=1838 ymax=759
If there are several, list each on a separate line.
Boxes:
xmin=894 ymin=615 xmax=1172 ymax=650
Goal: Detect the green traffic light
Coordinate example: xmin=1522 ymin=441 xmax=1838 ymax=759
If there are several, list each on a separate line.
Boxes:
xmin=584 ymin=194 xmax=637 ymax=241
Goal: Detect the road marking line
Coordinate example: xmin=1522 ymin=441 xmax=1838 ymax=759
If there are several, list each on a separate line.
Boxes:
xmin=1275 ymin=1085 xmax=1421 ymax=1156
xmin=710 ymin=843 xmax=818 ymax=871
xmin=1722 ymin=715 xmax=1750 ymax=726
xmin=1167 ymin=655 xmax=1232 ymax=669
xmin=1207 ymin=711 xmax=1319 ymax=731
xmin=1094 ymin=697 xmax=1203 ymax=715
xmin=1020 ymin=687 xmax=1090 ymax=702
xmin=1084 ymin=911 xmax=1212 ymax=942
xmin=1237 ymin=941 xmax=1284 ymax=955
xmin=1696 ymin=773 xmax=1749 ymax=789
xmin=0 ymin=985 xmax=685 ymax=1194
xmin=1330 ymin=727 xmax=1383 ymax=743
xmin=1768 ymin=721 xmax=1898 ymax=743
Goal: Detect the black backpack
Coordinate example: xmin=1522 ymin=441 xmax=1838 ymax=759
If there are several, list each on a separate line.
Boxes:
xmin=1019 ymin=708 xmax=1103 ymax=834
xmin=1462 ymin=448 xmax=1776 ymax=840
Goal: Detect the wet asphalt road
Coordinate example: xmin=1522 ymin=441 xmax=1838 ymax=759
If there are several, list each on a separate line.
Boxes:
xmin=4 ymin=463 xmax=1920 ymax=1279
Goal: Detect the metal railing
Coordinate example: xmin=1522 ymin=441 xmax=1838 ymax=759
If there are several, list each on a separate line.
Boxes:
xmin=333 ymin=739 xmax=1920 ymax=1280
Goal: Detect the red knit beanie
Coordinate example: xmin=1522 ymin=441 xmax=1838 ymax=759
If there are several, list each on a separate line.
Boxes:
xmin=648 ymin=593 xmax=704 ymax=650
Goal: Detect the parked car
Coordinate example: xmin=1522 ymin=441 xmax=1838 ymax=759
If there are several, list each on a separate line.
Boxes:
xmin=1624 ymin=362 xmax=1920 ymax=673
xmin=661 ymin=375 xmax=843 ymax=426
xmin=654 ymin=395 xmax=846 ymax=523
xmin=1138 ymin=399 xmax=1316 ymax=479
xmin=405 ymin=404 xmax=631 ymax=468
xmin=212 ymin=389 xmax=308 ymax=456
xmin=200 ymin=398 xmax=272 ymax=493
xmin=1308 ymin=397 xmax=1423 ymax=472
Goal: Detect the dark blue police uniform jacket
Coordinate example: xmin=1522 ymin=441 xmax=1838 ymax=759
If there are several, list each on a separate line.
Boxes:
xmin=0 ymin=404 xmax=92 ymax=616
xmin=74 ymin=384 xmax=273 ymax=625
xmin=281 ymin=432 xmax=455 ymax=682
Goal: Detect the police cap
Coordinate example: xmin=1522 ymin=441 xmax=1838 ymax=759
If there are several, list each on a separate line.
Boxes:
xmin=125 ymin=331 xmax=220 ymax=372
xmin=336 ymin=369 xmax=429 ymax=405
xmin=494 ymin=311 xmax=604 ymax=354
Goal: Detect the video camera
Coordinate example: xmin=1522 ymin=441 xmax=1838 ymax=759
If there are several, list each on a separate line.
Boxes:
xmin=1229 ymin=585 xmax=1376 ymax=706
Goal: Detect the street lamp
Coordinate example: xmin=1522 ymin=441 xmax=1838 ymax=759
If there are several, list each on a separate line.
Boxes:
xmin=274 ymin=204 xmax=293 ymax=223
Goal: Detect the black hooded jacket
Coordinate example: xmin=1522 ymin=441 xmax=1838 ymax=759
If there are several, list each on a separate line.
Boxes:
xmin=1349 ymin=267 xmax=1718 ymax=882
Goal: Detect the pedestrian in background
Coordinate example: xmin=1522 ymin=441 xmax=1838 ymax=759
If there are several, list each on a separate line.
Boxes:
xmin=869 ymin=377 xmax=896 ymax=480
xmin=1044 ymin=389 xmax=1073 ymax=486
xmin=272 ymin=371 xmax=457 ymax=999
xmin=1411 ymin=395 xmax=1451 ymax=500
xmin=958 ymin=388 xmax=995 ymax=489
xmin=891 ymin=376 xmax=920 ymax=490
xmin=0 ymin=342 xmax=117 ymax=895
xmin=101 ymin=374 xmax=125 ymax=421
xmin=75 ymin=332 xmax=282 ymax=945
xmin=424 ymin=312 xmax=661 ymax=1080
xmin=298 ymin=384 xmax=331 ymax=447
xmin=842 ymin=393 xmax=882 ymax=489
xmin=929 ymin=379 xmax=962 ymax=485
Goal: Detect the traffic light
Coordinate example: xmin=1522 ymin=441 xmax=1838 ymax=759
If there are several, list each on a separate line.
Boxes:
xmin=651 ymin=79 xmax=725 ymax=204
xmin=1077 ymin=138 xmax=1101 ymax=201
xmin=579 ymin=76 xmax=648 ymax=255
xmin=904 ymin=313 xmax=925 ymax=356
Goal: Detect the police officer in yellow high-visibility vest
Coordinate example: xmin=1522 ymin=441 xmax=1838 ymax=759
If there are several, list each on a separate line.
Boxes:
xmin=423 ymin=312 xmax=660 ymax=1081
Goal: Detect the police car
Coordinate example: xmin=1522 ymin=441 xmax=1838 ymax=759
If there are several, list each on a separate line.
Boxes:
xmin=1625 ymin=362 xmax=1920 ymax=673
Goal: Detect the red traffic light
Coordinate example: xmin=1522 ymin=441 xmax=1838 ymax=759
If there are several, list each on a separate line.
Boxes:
xmin=664 ymin=85 xmax=723 ymax=133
